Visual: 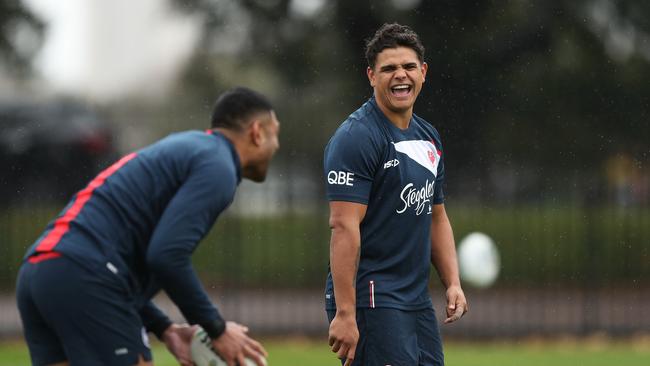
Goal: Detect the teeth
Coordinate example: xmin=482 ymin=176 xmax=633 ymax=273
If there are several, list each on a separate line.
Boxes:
xmin=393 ymin=85 xmax=409 ymax=90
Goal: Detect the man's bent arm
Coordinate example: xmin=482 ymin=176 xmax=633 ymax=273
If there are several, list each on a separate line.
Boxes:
xmin=147 ymin=154 xmax=233 ymax=339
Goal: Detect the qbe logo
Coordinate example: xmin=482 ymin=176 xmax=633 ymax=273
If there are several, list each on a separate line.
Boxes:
xmin=327 ymin=170 xmax=354 ymax=186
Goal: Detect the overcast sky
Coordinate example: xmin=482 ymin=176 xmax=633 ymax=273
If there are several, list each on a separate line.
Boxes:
xmin=23 ymin=0 xmax=202 ymax=102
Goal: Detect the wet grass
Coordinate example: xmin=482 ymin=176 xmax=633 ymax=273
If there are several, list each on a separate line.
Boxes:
xmin=1 ymin=337 xmax=649 ymax=366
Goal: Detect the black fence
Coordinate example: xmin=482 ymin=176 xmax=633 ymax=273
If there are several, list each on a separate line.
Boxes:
xmin=1 ymin=196 xmax=648 ymax=337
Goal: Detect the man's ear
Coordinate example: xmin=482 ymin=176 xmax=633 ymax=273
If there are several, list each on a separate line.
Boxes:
xmin=367 ymin=66 xmax=376 ymax=87
xmin=249 ymin=120 xmax=264 ymax=147
xmin=421 ymin=61 xmax=428 ymax=82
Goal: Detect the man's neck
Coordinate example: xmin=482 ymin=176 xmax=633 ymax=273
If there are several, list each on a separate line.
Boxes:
xmin=214 ymin=127 xmax=249 ymax=168
xmin=375 ymin=101 xmax=412 ymax=130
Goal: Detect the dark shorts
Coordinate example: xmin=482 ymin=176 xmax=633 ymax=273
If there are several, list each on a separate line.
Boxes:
xmin=327 ymin=307 xmax=444 ymax=366
xmin=16 ymin=254 xmax=152 ymax=366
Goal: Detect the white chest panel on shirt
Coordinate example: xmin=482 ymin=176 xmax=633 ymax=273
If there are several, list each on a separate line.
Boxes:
xmin=392 ymin=140 xmax=441 ymax=176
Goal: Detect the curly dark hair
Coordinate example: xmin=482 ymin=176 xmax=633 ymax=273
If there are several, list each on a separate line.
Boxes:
xmin=365 ymin=23 xmax=425 ymax=69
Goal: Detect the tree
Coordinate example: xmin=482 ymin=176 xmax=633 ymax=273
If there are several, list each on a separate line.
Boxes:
xmin=8 ymin=0 xmax=648 ymax=201
xmin=0 ymin=0 xmax=43 ymax=74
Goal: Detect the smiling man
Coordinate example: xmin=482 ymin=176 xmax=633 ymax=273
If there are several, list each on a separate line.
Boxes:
xmin=324 ymin=23 xmax=468 ymax=366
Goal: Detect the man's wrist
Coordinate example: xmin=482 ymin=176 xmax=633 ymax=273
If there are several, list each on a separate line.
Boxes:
xmin=201 ymin=317 xmax=227 ymax=339
xmin=336 ymin=305 xmax=356 ymax=317
xmin=150 ymin=318 xmax=174 ymax=340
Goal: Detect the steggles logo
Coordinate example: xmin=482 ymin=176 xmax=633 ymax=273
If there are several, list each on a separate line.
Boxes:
xmin=396 ymin=179 xmax=435 ymax=215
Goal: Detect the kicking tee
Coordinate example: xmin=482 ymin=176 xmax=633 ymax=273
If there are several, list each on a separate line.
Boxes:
xmin=324 ymin=97 xmax=445 ymax=311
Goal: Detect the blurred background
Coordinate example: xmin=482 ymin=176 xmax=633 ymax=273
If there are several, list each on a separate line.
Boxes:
xmin=0 ymin=0 xmax=649 ymax=360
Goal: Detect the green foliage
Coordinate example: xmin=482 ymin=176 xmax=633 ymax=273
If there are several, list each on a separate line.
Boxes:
xmin=194 ymin=206 xmax=650 ymax=287
xmin=448 ymin=205 xmax=650 ymax=285
xmin=192 ymin=213 xmax=331 ymax=287
xmin=3 ymin=0 xmax=649 ymax=201
xmin=0 ymin=206 xmax=59 ymax=291
xmin=3 ymin=204 xmax=647 ymax=290
xmin=193 ymin=205 xmax=650 ymax=287
xmin=170 ymin=0 xmax=650 ymax=180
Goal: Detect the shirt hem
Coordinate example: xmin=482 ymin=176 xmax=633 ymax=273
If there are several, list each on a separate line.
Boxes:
xmin=325 ymin=300 xmax=432 ymax=312
xmin=326 ymin=196 xmax=369 ymax=205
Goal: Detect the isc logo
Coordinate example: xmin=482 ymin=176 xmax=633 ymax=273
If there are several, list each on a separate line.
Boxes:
xmin=327 ymin=170 xmax=354 ymax=186
xmin=383 ymin=159 xmax=399 ymax=169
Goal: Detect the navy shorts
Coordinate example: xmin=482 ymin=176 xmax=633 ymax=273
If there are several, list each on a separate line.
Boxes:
xmin=327 ymin=307 xmax=444 ymax=366
xmin=16 ymin=254 xmax=152 ymax=366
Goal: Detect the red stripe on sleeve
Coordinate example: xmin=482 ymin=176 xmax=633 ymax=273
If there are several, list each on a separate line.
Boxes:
xmin=28 ymin=251 xmax=62 ymax=263
xmin=34 ymin=152 xmax=138 ymax=253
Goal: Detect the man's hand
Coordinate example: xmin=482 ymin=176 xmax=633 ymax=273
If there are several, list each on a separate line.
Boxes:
xmin=328 ymin=311 xmax=359 ymax=366
xmin=444 ymin=285 xmax=468 ymax=324
xmin=161 ymin=323 xmax=197 ymax=366
xmin=212 ymin=321 xmax=268 ymax=366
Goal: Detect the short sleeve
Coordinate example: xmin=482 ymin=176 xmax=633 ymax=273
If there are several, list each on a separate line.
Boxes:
xmin=432 ymin=141 xmax=445 ymax=204
xmin=323 ymin=122 xmax=382 ymax=205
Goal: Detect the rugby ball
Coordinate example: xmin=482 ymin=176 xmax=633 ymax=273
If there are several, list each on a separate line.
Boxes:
xmin=191 ymin=327 xmax=266 ymax=366
xmin=457 ymin=232 xmax=500 ymax=288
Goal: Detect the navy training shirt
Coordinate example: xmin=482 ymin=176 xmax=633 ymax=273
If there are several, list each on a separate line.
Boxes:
xmin=324 ymin=97 xmax=445 ymax=311
xmin=24 ymin=130 xmax=240 ymax=336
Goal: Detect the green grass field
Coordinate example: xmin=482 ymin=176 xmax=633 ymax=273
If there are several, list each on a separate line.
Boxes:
xmin=1 ymin=338 xmax=649 ymax=366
